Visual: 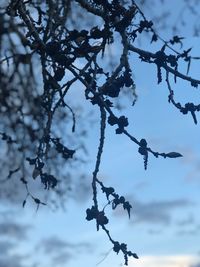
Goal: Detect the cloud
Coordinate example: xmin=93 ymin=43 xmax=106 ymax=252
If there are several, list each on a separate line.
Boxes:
xmin=52 ymin=251 xmax=72 ymax=266
xmin=0 ymin=256 xmax=24 ymax=267
xmin=176 ymin=215 xmax=194 ymax=226
xmin=178 ymin=147 xmax=200 ymax=183
xmin=129 ymin=255 xmax=198 ymax=267
xmin=175 ymin=215 xmax=200 ymax=236
xmin=0 ymin=220 xmax=34 ymax=267
xmin=185 ymin=167 xmax=200 ymax=183
xmin=0 ymin=241 xmax=28 ymax=267
xmin=0 ymin=240 xmax=15 ymax=254
xmin=176 ymin=224 xmax=200 ymax=236
xmin=72 ymin=174 xmax=92 ymax=203
xmin=147 ymin=229 xmax=163 ymax=235
xmin=114 ymin=197 xmax=193 ymax=225
xmin=133 ymin=181 xmax=150 ymax=191
xmin=37 ymin=236 xmax=93 ymax=265
xmin=0 ymin=221 xmax=31 ymax=240
xmin=40 ymin=236 xmax=70 ymax=254
xmin=191 ymin=262 xmax=200 ymax=267
xmin=40 ymin=236 xmax=91 ymax=255
xmin=131 ymin=198 xmax=193 ymax=225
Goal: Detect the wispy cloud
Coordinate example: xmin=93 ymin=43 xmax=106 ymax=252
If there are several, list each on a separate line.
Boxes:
xmin=51 ymin=251 xmax=72 ymax=266
xmin=0 ymin=240 xmax=15 ymax=254
xmin=0 ymin=221 xmax=31 ymax=240
xmin=114 ymin=197 xmax=193 ymax=225
xmin=39 ymin=236 xmax=91 ymax=254
xmin=0 ymin=240 xmax=29 ymax=267
xmin=178 ymin=147 xmax=200 ymax=183
xmin=176 ymin=215 xmax=195 ymax=226
xmin=147 ymin=229 xmax=163 ymax=235
xmin=176 ymin=224 xmax=200 ymax=236
xmin=0 ymin=256 xmax=25 ymax=267
xmin=132 ymin=198 xmax=193 ymax=225
xmin=37 ymin=236 xmax=93 ymax=265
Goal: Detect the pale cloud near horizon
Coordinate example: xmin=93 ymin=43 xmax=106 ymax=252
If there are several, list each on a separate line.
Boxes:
xmin=129 ymin=255 xmax=199 ymax=267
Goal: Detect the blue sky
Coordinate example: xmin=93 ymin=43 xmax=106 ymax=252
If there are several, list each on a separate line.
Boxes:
xmin=1 ymin=1 xmax=200 ymax=267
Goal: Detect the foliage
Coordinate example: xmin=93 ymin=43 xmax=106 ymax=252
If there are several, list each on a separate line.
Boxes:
xmin=0 ymin=0 xmax=200 ymax=265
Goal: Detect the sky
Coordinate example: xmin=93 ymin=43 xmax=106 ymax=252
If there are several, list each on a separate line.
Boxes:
xmin=0 ymin=1 xmax=200 ymax=267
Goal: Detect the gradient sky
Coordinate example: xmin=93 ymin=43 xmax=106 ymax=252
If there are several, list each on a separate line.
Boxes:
xmin=0 ymin=1 xmax=200 ymax=267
